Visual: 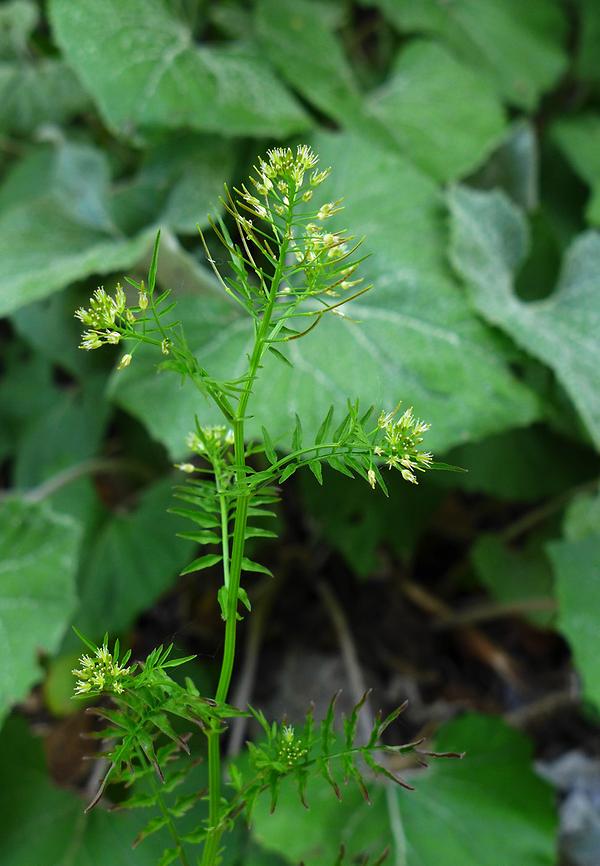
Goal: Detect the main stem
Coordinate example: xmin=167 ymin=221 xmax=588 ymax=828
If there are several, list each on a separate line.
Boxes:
xmin=201 ymin=213 xmax=292 ymax=866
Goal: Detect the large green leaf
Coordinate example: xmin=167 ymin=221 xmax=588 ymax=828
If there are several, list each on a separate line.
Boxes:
xmin=0 ymin=140 xmax=155 ymax=317
xmin=0 ymin=717 xmax=169 ymax=865
xmin=0 ymin=0 xmax=37 ymax=58
xmin=49 ymin=0 xmax=310 ymax=138
xmin=0 ymin=343 xmax=57 ymax=462
xmin=0 ymin=498 xmax=81 ymax=724
xmin=547 ymin=487 xmax=600 ymax=708
xmin=472 ymin=534 xmax=555 ymax=627
xmin=112 ymin=132 xmax=538 ymax=457
xmin=300 ymin=469 xmax=443 ymax=577
xmin=251 ymin=714 xmax=556 ymax=865
xmin=369 ymin=40 xmax=506 ymax=182
xmin=369 ymin=0 xmax=567 ymax=109
xmin=437 ymin=425 xmax=597 ymax=501
xmin=470 ymin=120 xmax=539 ymax=212
xmin=448 ymin=185 xmax=600 ymax=451
xmin=576 ymin=0 xmax=600 ymax=82
xmin=552 ymin=114 xmax=600 ymax=225
xmin=255 ymin=0 xmax=373 ymax=132
xmin=13 ymin=376 xmax=110 ymax=527
xmin=111 ymin=133 xmax=236 ymax=235
xmin=73 ymin=478 xmax=194 ymax=640
xmin=0 ymin=59 xmax=88 ymax=134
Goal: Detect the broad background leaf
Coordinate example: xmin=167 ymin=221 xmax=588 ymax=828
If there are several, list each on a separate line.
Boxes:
xmin=0 ymin=717 xmax=169 ymax=865
xmin=71 ymin=478 xmax=194 ymax=641
xmin=368 ymin=0 xmax=567 ymax=109
xmin=369 ymin=40 xmax=506 ymax=182
xmin=547 ymin=487 xmax=600 ymax=709
xmin=0 ymin=498 xmax=80 ymax=724
xmin=49 ymin=0 xmax=310 ymax=138
xmin=448 ymin=185 xmax=600 ymax=451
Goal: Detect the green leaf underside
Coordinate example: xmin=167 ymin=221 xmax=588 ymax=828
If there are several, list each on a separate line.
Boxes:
xmin=0 ymin=498 xmax=80 ymax=724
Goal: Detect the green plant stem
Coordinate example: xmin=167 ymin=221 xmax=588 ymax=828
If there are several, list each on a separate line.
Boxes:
xmin=201 ymin=210 xmax=293 ymax=866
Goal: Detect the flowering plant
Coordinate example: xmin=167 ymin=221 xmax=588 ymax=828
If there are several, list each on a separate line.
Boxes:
xmin=72 ymin=145 xmax=450 ymax=866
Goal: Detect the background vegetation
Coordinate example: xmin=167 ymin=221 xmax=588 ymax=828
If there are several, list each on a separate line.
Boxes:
xmin=1 ymin=1 xmax=599 ymax=864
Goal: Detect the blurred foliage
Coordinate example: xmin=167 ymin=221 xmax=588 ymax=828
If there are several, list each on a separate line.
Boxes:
xmin=0 ymin=0 xmax=599 ymax=864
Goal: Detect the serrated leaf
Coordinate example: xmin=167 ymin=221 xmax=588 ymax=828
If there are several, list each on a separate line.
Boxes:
xmin=134 ymin=815 xmax=169 ymax=846
xmin=0 ymin=498 xmax=80 ymax=724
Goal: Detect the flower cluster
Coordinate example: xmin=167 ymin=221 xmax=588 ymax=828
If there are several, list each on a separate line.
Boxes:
xmin=75 ymin=283 xmax=138 ymax=353
xmin=72 ymin=643 xmax=132 ymax=696
xmin=176 ymin=426 xmax=235 ymax=474
xmin=239 ymin=144 xmax=330 ymax=217
xmin=373 ymin=406 xmax=433 ymax=485
xmin=187 ymin=426 xmax=234 ymax=454
xmin=294 ymin=222 xmax=362 ymax=294
xmin=276 ymin=725 xmax=308 ymax=769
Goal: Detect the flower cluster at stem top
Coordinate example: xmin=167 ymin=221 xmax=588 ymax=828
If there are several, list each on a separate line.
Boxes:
xmin=236 ymin=144 xmax=363 ymax=304
xmin=371 ymin=406 xmax=433 ymax=486
xmin=72 ymin=643 xmax=132 ymax=696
